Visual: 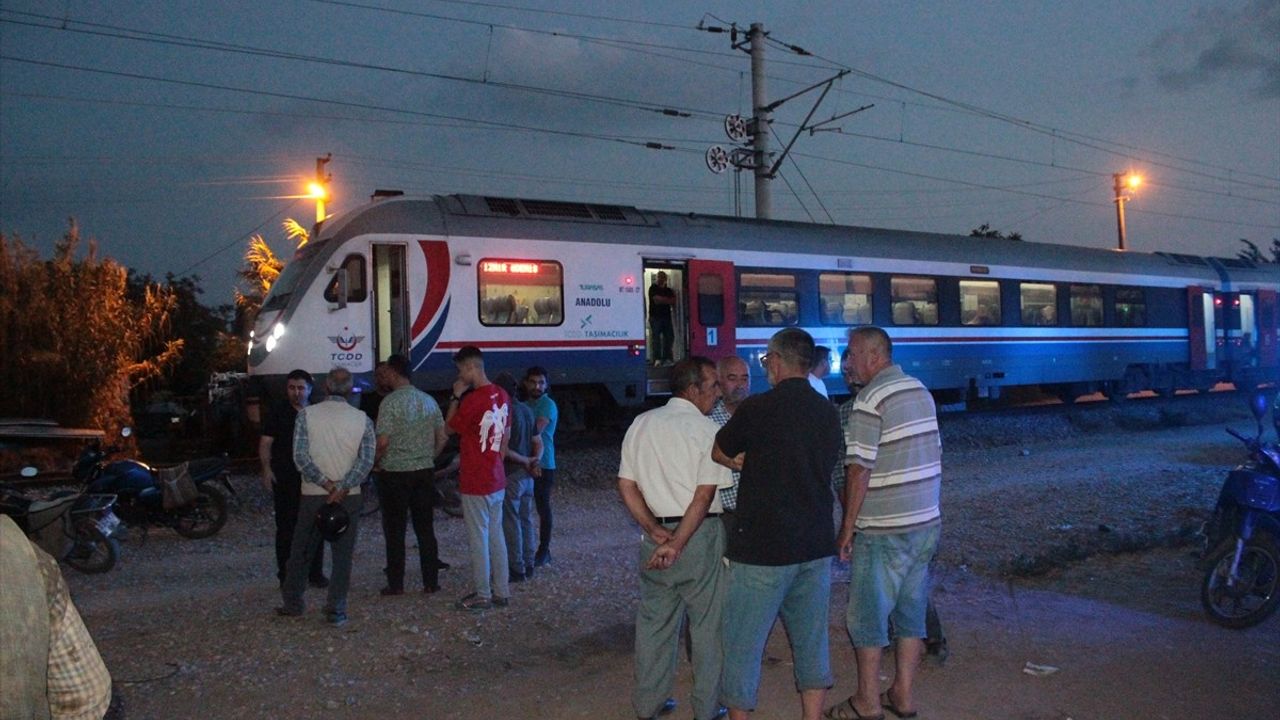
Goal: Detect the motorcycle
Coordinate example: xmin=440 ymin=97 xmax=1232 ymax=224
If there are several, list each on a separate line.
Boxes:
xmin=0 ymin=469 xmax=121 ymax=574
xmin=73 ymin=433 xmax=231 ymax=539
xmin=1200 ymin=392 xmax=1280 ymax=628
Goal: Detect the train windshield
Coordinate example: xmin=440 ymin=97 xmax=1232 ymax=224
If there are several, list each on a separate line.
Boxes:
xmin=261 ymin=244 xmax=322 ymax=313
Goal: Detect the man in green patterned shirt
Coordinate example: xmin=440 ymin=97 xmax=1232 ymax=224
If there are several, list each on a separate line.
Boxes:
xmin=375 ymin=355 xmax=449 ymax=595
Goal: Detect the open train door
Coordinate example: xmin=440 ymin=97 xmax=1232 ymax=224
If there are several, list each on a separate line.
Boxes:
xmin=1258 ymin=289 xmax=1277 ymax=369
xmin=1187 ymin=286 xmax=1216 ymax=371
xmin=687 ymin=260 xmax=736 ymax=360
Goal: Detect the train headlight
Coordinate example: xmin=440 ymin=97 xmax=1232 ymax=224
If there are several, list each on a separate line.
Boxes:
xmin=264 ymin=322 xmax=286 ymax=353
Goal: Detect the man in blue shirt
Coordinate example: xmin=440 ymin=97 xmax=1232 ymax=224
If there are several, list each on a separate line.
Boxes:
xmin=525 ymin=366 xmax=559 ymax=568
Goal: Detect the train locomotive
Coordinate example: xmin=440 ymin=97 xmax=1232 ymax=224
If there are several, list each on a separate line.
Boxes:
xmin=247 ymin=193 xmax=1279 ymax=411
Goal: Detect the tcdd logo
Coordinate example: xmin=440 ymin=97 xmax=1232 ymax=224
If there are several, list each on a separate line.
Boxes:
xmin=328 ymin=327 xmax=365 ymax=362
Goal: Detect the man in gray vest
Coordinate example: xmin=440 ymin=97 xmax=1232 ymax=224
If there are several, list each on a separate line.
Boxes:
xmin=277 ymin=367 xmax=375 ymax=627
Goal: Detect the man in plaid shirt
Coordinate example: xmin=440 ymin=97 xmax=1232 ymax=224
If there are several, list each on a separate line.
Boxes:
xmin=2 ymin=515 xmax=112 ymax=719
xmin=707 ymin=355 xmax=751 ymax=530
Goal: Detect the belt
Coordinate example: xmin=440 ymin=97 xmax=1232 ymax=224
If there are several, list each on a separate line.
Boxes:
xmin=656 ymin=513 xmax=721 ymax=524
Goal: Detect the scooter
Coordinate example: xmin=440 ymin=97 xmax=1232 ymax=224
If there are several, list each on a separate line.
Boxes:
xmin=1200 ymin=392 xmax=1280 ymax=628
xmin=73 ymin=432 xmax=231 ymax=540
xmin=0 ymin=469 xmax=120 ymax=574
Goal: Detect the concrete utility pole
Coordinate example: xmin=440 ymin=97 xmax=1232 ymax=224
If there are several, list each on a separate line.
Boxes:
xmin=1112 ymin=172 xmax=1141 ymax=251
xmin=749 ymin=23 xmax=771 ymax=219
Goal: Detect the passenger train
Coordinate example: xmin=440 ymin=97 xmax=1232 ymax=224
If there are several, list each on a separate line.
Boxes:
xmin=246 ymin=192 xmax=1279 ymax=412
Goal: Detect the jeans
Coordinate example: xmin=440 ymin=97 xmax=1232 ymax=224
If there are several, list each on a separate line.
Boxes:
xmin=847 ymin=525 xmax=940 ymax=648
xmin=534 ymin=468 xmax=555 ymax=555
xmin=503 ymin=475 xmax=536 ymax=574
xmin=377 ymin=469 xmax=438 ymax=590
xmin=720 ymin=557 xmax=833 ymax=711
xmin=462 ymin=490 xmax=509 ymax=600
xmin=280 ymin=493 xmax=362 ymax=615
xmin=633 ymin=519 xmax=726 ymax=720
xmin=270 ymin=463 xmax=324 ymax=583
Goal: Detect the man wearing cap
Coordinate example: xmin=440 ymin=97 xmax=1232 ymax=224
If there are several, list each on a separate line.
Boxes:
xmin=277 ymin=367 xmax=375 ymax=627
xmin=618 ymin=357 xmax=733 ymax=720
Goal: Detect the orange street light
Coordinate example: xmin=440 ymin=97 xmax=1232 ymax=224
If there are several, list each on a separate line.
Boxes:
xmin=1112 ymin=172 xmax=1142 ymax=251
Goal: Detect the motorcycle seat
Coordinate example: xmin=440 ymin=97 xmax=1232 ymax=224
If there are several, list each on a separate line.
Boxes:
xmin=184 ymin=456 xmax=228 ymax=483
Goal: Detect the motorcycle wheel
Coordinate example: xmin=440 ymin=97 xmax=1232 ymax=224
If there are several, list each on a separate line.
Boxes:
xmin=63 ymin=520 xmax=120 ymax=574
xmin=173 ymin=486 xmax=228 ymax=539
xmin=1201 ymin=531 xmax=1280 ymax=629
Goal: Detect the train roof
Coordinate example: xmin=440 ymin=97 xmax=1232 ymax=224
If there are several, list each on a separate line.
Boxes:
xmin=314 ymin=193 xmax=1279 ymax=286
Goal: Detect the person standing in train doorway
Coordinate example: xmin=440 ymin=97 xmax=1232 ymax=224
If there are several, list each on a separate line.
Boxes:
xmin=649 ymin=270 xmax=677 ymax=366
xmin=524 ymin=366 xmax=558 ymax=569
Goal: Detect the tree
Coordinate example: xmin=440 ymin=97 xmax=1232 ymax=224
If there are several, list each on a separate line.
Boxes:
xmin=1236 ymin=238 xmax=1280 ymax=264
xmin=0 ymin=220 xmax=182 ymax=441
xmin=234 ymin=219 xmax=309 ymax=325
xmin=969 ymin=223 xmax=1023 ymax=241
xmin=127 ymin=271 xmax=239 ymax=397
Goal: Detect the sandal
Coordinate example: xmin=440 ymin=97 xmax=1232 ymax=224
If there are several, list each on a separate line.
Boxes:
xmin=823 ymin=696 xmax=884 ymax=720
xmin=880 ymin=693 xmax=918 ymax=719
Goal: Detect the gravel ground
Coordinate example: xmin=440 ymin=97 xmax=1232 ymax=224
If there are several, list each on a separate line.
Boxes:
xmin=62 ymin=392 xmax=1279 ymax=719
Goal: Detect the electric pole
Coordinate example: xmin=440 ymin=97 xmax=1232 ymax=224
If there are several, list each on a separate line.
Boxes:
xmin=749 ymin=23 xmax=771 ymax=219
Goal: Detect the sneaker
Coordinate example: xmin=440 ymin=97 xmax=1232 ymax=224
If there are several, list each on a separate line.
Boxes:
xmin=534 ymin=549 xmax=551 ymax=567
xmin=455 ymin=592 xmax=492 ymax=611
xmin=326 ymin=612 xmax=348 ymax=627
xmin=492 ymin=596 xmax=510 ymax=608
xmin=309 ymin=575 xmax=330 ymax=589
xmin=379 ymin=586 xmax=405 ymax=597
xmin=434 ymin=558 xmax=451 ymax=570
xmin=274 ymin=606 xmax=303 ymax=618
xmin=423 ymin=584 xmax=441 ymax=594
xmin=509 ymin=570 xmax=526 ymax=583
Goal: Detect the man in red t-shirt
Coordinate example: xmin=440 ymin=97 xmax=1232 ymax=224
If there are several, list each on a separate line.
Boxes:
xmin=445 ymin=345 xmax=511 ymax=610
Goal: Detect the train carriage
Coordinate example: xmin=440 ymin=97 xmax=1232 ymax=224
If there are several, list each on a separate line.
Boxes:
xmin=247 ymin=193 xmax=1280 ymax=410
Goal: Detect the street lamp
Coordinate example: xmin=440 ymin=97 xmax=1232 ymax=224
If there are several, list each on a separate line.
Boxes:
xmin=312 ymin=153 xmax=332 ymax=223
xmin=307 ymin=181 xmax=328 ymax=223
xmin=1112 ymin=172 xmax=1141 ymax=251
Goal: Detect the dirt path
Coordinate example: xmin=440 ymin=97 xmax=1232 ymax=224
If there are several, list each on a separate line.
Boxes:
xmin=66 ymin=415 xmax=1279 ymax=719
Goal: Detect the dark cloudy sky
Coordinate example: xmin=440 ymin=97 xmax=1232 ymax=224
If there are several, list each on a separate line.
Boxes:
xmin=2 ymin=0 xmax=1277 ymax=299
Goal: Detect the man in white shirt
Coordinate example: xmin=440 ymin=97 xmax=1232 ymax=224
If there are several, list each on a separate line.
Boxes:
xmin=808 ymin=345 xmax=832 ymax=398
xmin=618 ymin=357 xmax=733 ymax=720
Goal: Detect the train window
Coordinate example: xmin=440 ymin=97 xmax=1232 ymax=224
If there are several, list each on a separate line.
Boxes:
xmin=1070 ymin=284 xmax=1103 ymax=326
xmin=738 ymin=273 xmax=798 ymax=326
xmin=477 ymin=259 xmax=564 ymax=326
xmin=819 ymin=273 xmax=872 ymax=325
xmin=697 ymin=274 xmax=724 ymax=327
xmin=323 ymin=254 xmax=368 ymax=303
xmin=959 ymin=280 xmax=1001 ymax=326
xmin=1020 ymin=282 xmax=1057 ymax=326
xmin=890 ymin=277 xmax=938 ymax=326
xmin=1115 ymin=287 xmax=1147 ymax=327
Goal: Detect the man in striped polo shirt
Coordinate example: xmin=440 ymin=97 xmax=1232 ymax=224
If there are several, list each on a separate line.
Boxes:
xmin=828 ymin=326 xmax=941 ymax=720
